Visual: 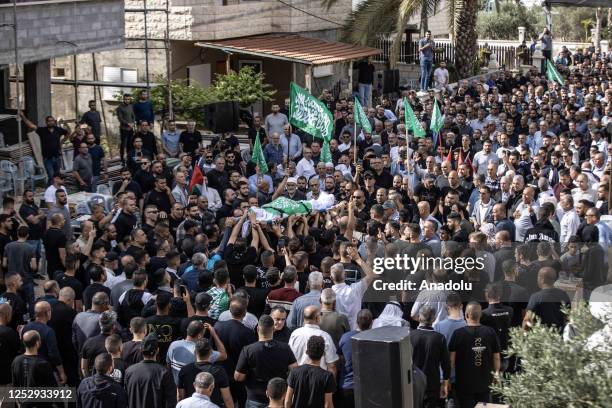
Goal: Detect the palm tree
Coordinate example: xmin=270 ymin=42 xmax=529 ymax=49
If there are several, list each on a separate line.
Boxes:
xmin=324 ymin=0 xmax=479 ymax=79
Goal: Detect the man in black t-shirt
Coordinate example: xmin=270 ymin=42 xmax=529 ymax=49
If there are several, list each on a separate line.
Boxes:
xmin=21 ymin=113 xmax=68 ymax=185
xmin=43 ymin=213 xmax=68 ymax=277
xmin=12 ymin=330 xmax=58 ymax=389
xmin=449 ymin=302 xmax=501 ymax=408
xmin=356 ymin=58 xmax=375 ymax=108
xmin=145 ymin=291 xmax=182 ymax=360
xmin=481 ymin=283 xmax=513 ymax=353
xmin=235 ymin=315 xmax=297 ymax=406
xmin=0 ymin=274 xmax=28 ymax=330
xmin=113 ymin=196 xmax=138 ymax=242
xmin=286 ymin=335 xmax=336 ymax=408
xmin=0 ymin=303 xmax=22 ymax=385
xmin=181 ymin=292 xmax=216 ymax=338
xmin=178 ymin=338 xmax=232 ymax=407
xmin=80 ymin=310 xmax=117 ymax=377
xmin=214 ymin=296 xmax=258 ymax=407
xmin=525 ymin=266 xmax=571 ymax=330
xmin=55 ymin=254 xmax=84 ymax=311
xmin=179 ymin=120 xmax=202 ymax=155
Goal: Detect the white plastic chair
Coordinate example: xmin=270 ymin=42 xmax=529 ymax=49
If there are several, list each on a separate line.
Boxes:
xmin=0 ymin=160 xmax=18 ymax=193
xmin=96 ymin=184 xmax=111 ymax=196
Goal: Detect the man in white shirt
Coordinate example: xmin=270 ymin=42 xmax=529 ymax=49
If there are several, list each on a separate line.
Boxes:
xmin=44 ymin=174 xmax=68 ymax=208
xmin=199 ymin=175 xmax=222 ymax=213
xmin=330 ymin=246 xmax=376 ymax=330
xmin=296 ymin=147 xmax=316 ymax=179
xmin=433 ymin=61 xmax=449 ymax=90
xmin=572 ymin=174 xmax=597 ymax=204
xmin=559 ymin=195 xmax=581 ymax=246
xmin=470 ymin=185 xmax=494 ymax=229
xmin=472 ymin=140 xmax=499 ymax=175
xmin=288 ymin=305 xmax=339 ymax=375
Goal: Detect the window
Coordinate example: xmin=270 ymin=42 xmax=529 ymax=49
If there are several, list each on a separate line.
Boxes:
xmin=51 ymin=68 xmax=66 ymax=78
xmin=102 ymin=67 xmax=137 ymax=101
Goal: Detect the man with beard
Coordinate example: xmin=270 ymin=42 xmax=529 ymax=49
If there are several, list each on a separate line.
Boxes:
xmin=113 ymin=196 xmax=138 ymax=242
xmin=144 ymin=177 xmax=175 ymax=215
xmin=113 ymin=168 xmax=143 ymax=206
xmin=134 ymin=158 xmax=156 ymax=195
xmin=19 ymin=189 xmax=45 ymax=248
xmin=133 ymin=121 xmax=158 ymax=157
xmin=274 ymin=176 xmax=306 ymax=201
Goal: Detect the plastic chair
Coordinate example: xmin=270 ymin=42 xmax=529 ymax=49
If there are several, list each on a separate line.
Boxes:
xmin=87 ymin=194 xmax=107 ymax=212
xmin=96 ymin=184 xmax=111 ymax=196
xmin=75 ymin=202 xmax=91 ymax=216
xmin=23 ymin=156 xmax=47 ymax=190
xmin=0 ymin=177 xmax=12 ymax=197
xmin=0 ymin=160 xmax=18 ymax=193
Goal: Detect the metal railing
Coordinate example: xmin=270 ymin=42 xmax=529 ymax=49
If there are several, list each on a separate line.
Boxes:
xmin=374 ymin=38 xmax=533 ymax=68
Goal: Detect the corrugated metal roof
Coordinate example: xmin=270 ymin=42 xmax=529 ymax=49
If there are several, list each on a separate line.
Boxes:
xmin=196 ymin=33 xmax=382 ymax=66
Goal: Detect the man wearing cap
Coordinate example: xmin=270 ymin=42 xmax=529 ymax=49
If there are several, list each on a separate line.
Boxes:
xmin=125 ymin=333 xmax=176 ymax=408
xmin=273 ymin=176 xmax=306 ymax=201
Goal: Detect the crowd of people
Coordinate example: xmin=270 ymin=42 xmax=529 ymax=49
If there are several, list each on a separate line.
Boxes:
xmin=0 ymin=39 xmax=610 ymax=408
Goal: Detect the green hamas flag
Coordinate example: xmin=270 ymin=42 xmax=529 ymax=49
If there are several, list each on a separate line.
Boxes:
xmin=320 ymin=139 xmax=332 ymax=164
xmin=354 ymin=98 xmax=372 ymax=134
xmin=262 ymin=196 xmax=313 ymax=216
xmin=546 ymin=60 xmax=564 ymax=85
xmin=430 ymin=99 xmax=444 ymax=135
xmin=251 ymin=131 xmax=268 ymax=173
xmin=403 ymin=97 xmax=426 ymax=138
xmin=289 ymin=82 xmax=333 ymax=140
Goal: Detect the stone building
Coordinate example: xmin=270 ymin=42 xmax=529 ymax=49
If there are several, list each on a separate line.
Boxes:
xmin=0 ymin=0 xmax=124 ymax=144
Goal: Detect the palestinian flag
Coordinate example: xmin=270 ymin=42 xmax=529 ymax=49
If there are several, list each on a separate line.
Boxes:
xmin=189 ymin=163 xmax=204 ymax=195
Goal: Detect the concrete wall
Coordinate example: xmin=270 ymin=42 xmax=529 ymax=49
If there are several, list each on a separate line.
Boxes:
xmin=125 ymin=0 xmax=352 ymax=41
xmin=0 ymin=0 xmax=125 ymax=65
xmin=405 ymin=0 xmax=450 ymax=37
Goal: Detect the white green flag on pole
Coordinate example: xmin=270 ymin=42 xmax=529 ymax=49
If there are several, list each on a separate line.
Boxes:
xmin=251 ymin=132 xmax=268 ymax=173
xmin=546 ymin=60 xmax=564 ymax=85
xmin=403 ymin=97 xmax=426 ymax=138
xmin=289 ymin=82 xmax=334 ymax=163
xmin=289 ymin=82 xmax=334 ymax=140
xmin=354 ymin=98 xmax=372 ymax=134
xmin=430 ymin=99 xmax=444 ymax=151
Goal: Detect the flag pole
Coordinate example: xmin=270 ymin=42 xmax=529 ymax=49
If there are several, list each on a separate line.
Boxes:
xmin=354 ymin=120 xmax=357 ymax=163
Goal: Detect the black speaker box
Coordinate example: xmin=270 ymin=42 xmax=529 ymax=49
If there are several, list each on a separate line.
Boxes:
xmin=383 ymin=69 xmax=400 ymax=93
xmin=352 ymin=326 xmax=413 ymax=408
xmin=203 ymin=101 xmax=240 ymax=133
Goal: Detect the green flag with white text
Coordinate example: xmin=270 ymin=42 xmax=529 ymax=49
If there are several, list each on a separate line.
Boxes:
xmin=251 ymin=132 xmax=268 ymax=173
xmin=354 ymin=98 xmax=372 ymax=134
xmin=289 ymin=82 xmax=333 ymax=140
xmin=403 ymin=97 xmax=426 ymax=138
xmin=430 ymin=99 xmax=444 ymax=135
xmin=546 ymin=60 xmax=564 ymax=85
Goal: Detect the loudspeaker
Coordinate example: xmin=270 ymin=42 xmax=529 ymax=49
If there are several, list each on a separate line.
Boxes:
xmin=203 ymin=101 xmax=240 ymax=133
xmin=352 ymin=326 xmax=413 ymax=408
xmin=383 ymin=69 xmax=400 ymax=93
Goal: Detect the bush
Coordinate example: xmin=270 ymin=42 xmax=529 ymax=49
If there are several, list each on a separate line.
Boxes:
xmin=492 ymin=302 xmax=612 ymax=407
xmin=477 ymin=3 xmax=540 ymax=41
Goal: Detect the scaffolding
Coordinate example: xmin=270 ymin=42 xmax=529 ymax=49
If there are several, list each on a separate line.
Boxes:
xmin=124 ymin=0 xmax=173 ymax=118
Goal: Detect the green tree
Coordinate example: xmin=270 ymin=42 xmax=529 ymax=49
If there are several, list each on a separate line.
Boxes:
xmin=477 ymin=2 xmax=540 ymax=40
xmin=492 ymin=302 xmax=612 ymax=408
xmin=211 ymin=66 xmax=276 ymax=108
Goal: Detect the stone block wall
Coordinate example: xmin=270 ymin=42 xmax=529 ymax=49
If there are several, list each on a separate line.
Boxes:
xmin=0 ymin=0 xmax=125 ymax=65
xmin=126 ymin=0 xmax=352 ymax=41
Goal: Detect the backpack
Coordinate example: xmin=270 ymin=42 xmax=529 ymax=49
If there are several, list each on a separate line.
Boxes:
xmin=118 ymin=289 xmax=145 ymax=327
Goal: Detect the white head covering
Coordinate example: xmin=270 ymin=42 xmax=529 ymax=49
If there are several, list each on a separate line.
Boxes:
xmin=372 ymin=302 xmax=409 ymax=329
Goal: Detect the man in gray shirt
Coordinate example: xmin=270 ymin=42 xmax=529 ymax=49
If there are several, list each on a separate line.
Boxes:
xmin=265 ymin=104 xmax=289 ymax=138
xmin=72 ymin=142 xmax=93 ymax=192
xmin=418 ymin=30 xmax=435 ymax=91
xmin=47 ymin=189 xmax=73 ymax=240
